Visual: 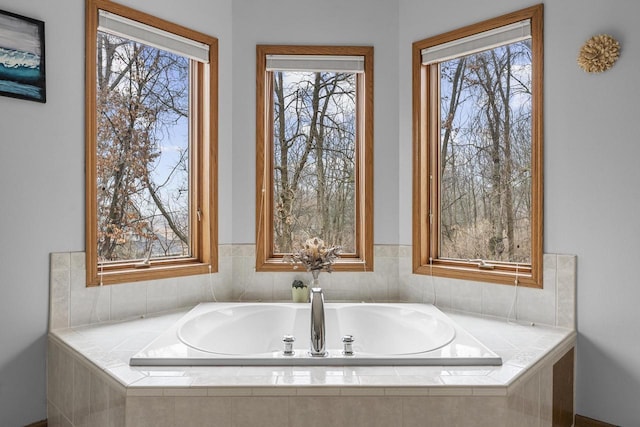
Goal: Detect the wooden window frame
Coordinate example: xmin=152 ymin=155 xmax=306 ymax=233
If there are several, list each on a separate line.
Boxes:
xmin=85 ymin=0 xmax=218 ymax=286
xmin=255 ymin=45 xmax=374 ymax=272
xmin=412 ymin=5 xmax=543 ymax=287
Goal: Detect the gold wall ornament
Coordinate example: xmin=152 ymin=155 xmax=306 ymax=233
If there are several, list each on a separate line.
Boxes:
xmin=577 ymin=34 xmax=620 ymax=73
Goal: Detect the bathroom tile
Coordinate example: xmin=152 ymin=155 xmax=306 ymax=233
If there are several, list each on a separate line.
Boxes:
xmin=543 ymin=252 xmax=557 ymax=270
xmin=251 ymin=387 xmax=297 ymax=396
xmin=481 ymin=283 xmax=514 ymax=319
xmin=50 ymin=268 xmax=70 ymax=330
xmin=346 ymin=396 xmax=403 ymax=427
xmin=207 ymin=387 xmax=253 ymax=397
xmin=186 ymin=365 xmax=240 ymax=378
xmin=174 ymin=396 xmax=233 ymax=426
xmin=47 ymin=340 xmax=62 ymax=411
xmin=450 ymin=279 xmax=482 ymax=313
xmin=60 ymin=415 xmax=73 ymax=427
xmin=70 ymin=263 xmax=87 ymax=291
xmin=177 ymin=275 xmax=209 ymax=307
xmin=132 ymin=376 xmax=194 ymax=387
xmin=107 ymin=364 xmax=146 ymax=386
xmin=108 ymin=383 xmax=126 ymax=427
xmin=272 ymin=278 xmax=295 ymax=301
xmin=521 ymin=372 xmax=540 ymax=427
xmin=516 ymin=285 xmax=555 ymax=327
xmin=51 ymin=252 xmax=71 ymax=271
xmin=58 ymin=346 xmax=74 ymax=420
xmin=277 ymin=374 xmax=351 ymax=386
xmin=375 ymin=255 xmax=397 ymax=279
xmin=72 ymin=359 xmax=92 ymax=427
xmin=400 ymin=274 xmax=425 ymax=304
xmin=70 ymin=283 xmax=111 ymax=327
xmin=441 ymin=375 xmax=501 ymax=387
xmin=471 ymin=387 xmax=508 ymax=396
xmin=146 ymin=279 xmax=179 ymax=314
xmin=375 ymin=244 xmax=398 ymax=257
xmin=237 ymin=263 xmax=274 ymax=301
xmin=338 ymin=387 xmax=385 ymax=396
xmin=402 ymin=396 xmax=460 ymax=427
xmin=489 ymin=361 xmax=525 ymax=384
xmin=218 ymin=244 xmax=233 ymax=257
xmin=295 ymin=387 xmax=342 ymax=396
xmin=405 ymin=395 xmax=508 ymax=427
xmin=231 ymin=396 xmax=288 ymax=427
xmin=507 ymin=380 xmax=524 ymax=425
xmin=539 ymin=364 xmax=553 ymax=424
xmin=190 ymin=376 xmax=248 ymax=388
xmin=360 ymin=272 xmax=388 ymax=302
xmin=110 ymin=281 xmax=147 ymax=320
xmin=346 ymin=366 xmax=397 ymax=376
xmin=505 ymin=348 xmax=546 ymax=369
xmin=126 ymin=388 xmax=165 ymax=397
xmin=457 ymin=396 xmax=508 ymax=426
xmin=556 ymin=254 xmax=576 ymax=329
xmin=231 ymin=244 xmax=255 ymax=257
xmin=288 ymin=396 xmax=345 ymax=427
xmin=440 ymin=367 xmax=492 ymax=376
xmin=90 ymin=371 xmax=111 ymax=427
xmin=398 ymin=245 xmax=412 ymax=257
xmin=357 ymin=375 xmax=435 ymax=387
xmin=428 ymin=387 xmax=473 ymax=396
xmin=47 ymin=401 xmax=61 ymax=427
xmin=162 ymin=387 xmax=208 ymax=397
xmin=126 ymin=396 xmax=176 ymax=427
xmin=71 ymin=251 xmax=86 ymax=271
xmin=432 ymin=277 xmax=453 ymax=309
xmin=214 ymin=274 xmax=235 ymax=302
xmin=384 ymin=387 xmax=431 ymax=396
xmin=387 ymin=279 xmax=400 ymax=302
xmin=218 ymin=254 xmax=233 ymax=284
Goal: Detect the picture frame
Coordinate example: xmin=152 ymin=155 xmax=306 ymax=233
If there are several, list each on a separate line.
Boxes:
xmin=0 ymin=9 xmax=45 ymax=103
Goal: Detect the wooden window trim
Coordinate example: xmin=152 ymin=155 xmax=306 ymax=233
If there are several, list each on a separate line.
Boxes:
xmin=412 ymin=5 xmax=543 ymax=287
xmin=255 ymin=45 xmax=374 ymax=272
xmin=85 ymin=0 xmax=218 ymax=286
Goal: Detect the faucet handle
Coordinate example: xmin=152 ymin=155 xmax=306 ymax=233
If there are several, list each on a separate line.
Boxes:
xmin=342 ymin=334 xmax=355 ymax=356
xmin=283 ymin=335 xmax=295 ymax=356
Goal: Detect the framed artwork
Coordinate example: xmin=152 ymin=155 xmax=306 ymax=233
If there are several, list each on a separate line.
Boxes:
xmin=0 ymin=9 xmax=45 ymax=103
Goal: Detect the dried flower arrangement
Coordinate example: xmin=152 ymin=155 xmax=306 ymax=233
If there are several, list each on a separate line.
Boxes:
xmin=283 ymin=237 xmax=341 ymax=277
xmin=577 ymin=34 xmax=620 ymax=73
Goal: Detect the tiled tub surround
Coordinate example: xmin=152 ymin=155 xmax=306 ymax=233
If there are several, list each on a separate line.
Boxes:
xmin=48 ymin=309 xmax=575 ymax=426
xmin=48 ymin=247 xmax=576 ymax=426
xmin=50 ymin=247 xmax=575 ymax=330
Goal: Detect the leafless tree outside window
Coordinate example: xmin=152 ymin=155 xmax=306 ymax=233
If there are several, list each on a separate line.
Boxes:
xmin=96 ymin=33 xmax=190 ymax=263
xmin=438 ymin=40 xmax=532 ymax=263
xmin=272 ymin=71 xmax=356 ymax=254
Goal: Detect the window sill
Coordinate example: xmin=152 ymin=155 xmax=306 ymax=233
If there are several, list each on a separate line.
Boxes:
xmin=413 ymin=262 xmax=541 ymax=288
xmin=87 ymin=260 xmax=214 ymax=286
xmin=256 ymin=257 xmax=373 ymax=273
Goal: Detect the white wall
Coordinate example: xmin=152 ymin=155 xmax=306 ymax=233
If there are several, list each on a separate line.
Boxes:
xmin=399 ymin=0 xmax=640 ymax=425
xmin=0 ymin=0 xmax=638 ymax=425
xmin=0 ymin=0 xmax=233 ymax=425
xmin=231 ymin=0 xmax=400 ymax=245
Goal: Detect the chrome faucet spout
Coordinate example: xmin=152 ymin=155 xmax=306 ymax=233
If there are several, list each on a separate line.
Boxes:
xmin=309 ymin=287 xmax=327 ymax=357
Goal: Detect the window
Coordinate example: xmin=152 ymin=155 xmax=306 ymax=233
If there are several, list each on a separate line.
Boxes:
xmin=256 ymin=45 xmax=373 ymax=272
xmin=85 ymin=0 xmax=217 ymax=285
xmin=412 ymin=5 xmax=543 ymax=287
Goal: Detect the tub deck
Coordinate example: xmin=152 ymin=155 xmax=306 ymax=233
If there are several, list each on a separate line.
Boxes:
xmin=47 ymin=307 xmax=575 ymax=426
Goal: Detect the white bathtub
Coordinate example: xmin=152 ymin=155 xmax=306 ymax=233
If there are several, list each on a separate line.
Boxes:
xmin=130 ymin=302 xmax=502 ymax=366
